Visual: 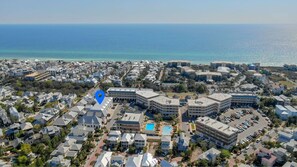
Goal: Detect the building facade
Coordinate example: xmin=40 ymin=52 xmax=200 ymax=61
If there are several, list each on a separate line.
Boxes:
xmin=230 ymin=93 xmax=259 ymax=107
xmin=196 ymin=116 xmax=238 ymax=149
xmin=135 ymin=90 xmax=159 ymax=108
xmin=187 ymin=98 xmax=219 ymax=117
xmin=116 ymin=112 xmax=144 ymax=133
xmin=208 ymin=93 xmax=232 ymax=111
xmin=150 ymin=96 xmax=179 ymax=118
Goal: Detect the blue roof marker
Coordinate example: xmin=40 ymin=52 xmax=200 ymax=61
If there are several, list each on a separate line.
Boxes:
xmin=95 ymin=90 xmax=105 ymax=104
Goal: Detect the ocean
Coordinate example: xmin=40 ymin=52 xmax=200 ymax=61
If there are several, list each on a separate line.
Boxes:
xmin=0 ymin=24 xmax=297 ymax=66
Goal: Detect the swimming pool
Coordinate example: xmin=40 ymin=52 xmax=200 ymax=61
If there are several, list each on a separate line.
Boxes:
xmin=145 ymin=123 xmax=155 ymax=131
xmin=162 ymin=125 xmax=173 ymax=135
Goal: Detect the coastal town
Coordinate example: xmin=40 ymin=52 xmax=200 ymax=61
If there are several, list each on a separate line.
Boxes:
xmin=0 ymin=59 xmax=296 ymax=167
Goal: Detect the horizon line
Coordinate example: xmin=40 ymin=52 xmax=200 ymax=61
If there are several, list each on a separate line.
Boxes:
xmin=0 ymin=23 xmax=296 ymax=25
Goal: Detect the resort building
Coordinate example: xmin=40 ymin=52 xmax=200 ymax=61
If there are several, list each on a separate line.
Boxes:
xmin=230 ymin=93 xmax=259 ymax=107
xmin=187 ymin=97 xmax=219 ymax=117
xmin=167 ymin=60 xmax=191 ymax=67
xmin=136 ymin=90 xmax=159 ymax=108
xmin=210 ymin=61 xmax=234 ymax=69
xmin=24 ymin=71 xmax=51 ymax=81
xmin=180 ymin=66 xmax=196 ymax=76
xmin=208 ymin=93 xmax=232 ymax=111
xmin=107 ymin=87 xmax=153 ymax=102
xmin=195 ymin=71 xmax=222 ymax=82
xmin=217 ymin=66 xmax=231 ymax=77
xmin=150 ymin=96 xmax=179 ymax=118
xmin=116 ymin=112 xmax=144 ymax=133
xmin=195 ymin=116 xmax=238 ymax=149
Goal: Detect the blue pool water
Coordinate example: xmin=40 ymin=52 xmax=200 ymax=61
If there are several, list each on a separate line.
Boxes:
xmin=145 ymin=123 xmax=155 ymax=131
xmin=162 ymin=125 xmax=173 ymax=136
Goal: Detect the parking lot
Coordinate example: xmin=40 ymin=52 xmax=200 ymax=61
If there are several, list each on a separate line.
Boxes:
xmin=220 ymin=108 xmax=270 ymax=143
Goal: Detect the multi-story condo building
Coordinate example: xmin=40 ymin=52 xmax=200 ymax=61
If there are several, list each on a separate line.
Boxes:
xmin=167 ymin=60 xmax=191 ymax=67
xmin=136 ymin=90 xmax=159 ymax=108
xmin=24 ymin=71 xmax=51 ymax=81
xmin=150 ymin=96 xmax=179 ymax=118
xmin=187 ymin=97 xmax=219 ymax=117
xmin=116 ymin=112 xmax=144 ymax=133
xmin=195 ymin=71 xmax=222 ymax=82
xmin=196 ymin=116 xmax=238 ymax=149
xmin=210 ymin=61 xmax=235 ymax=69
xmin=230 ymin=93 xmax=258 ymax=107
xmin=208 ymin=93 xmax=232 ymax=111
xmin=107 ymin=87 xmax=153 ymax=102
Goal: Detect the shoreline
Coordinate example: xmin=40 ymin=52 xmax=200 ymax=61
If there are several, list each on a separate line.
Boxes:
xmin=0 ymin=56 xmax=289 ymax=67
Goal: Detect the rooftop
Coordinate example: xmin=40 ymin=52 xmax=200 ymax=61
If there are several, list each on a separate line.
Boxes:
xmin=136 ymin=90 xmax=159 ymax=99
xmin=276 ymin=105 xmax=287 ymax=111
xmin=150 ymin=96 xmax=180 ymax=106
xmin=120 ymin=112 xmax=143 ymax=123
xmin=195 ymin=71 xmax=222 ymax=76
xmin=188 ymin=97 xmax=218 ymax=107
xmin=107 ymin=87 xmax=153 ymax=92
xmin=211 ymin=61 xmax=234 ymax=64
xmin=196 ymin=116 xmax=238 ymax=136
xmin=285 ymin=105 xmax=297 ymax=112
xmin=208 ymin=93 xmax=232 ymax=102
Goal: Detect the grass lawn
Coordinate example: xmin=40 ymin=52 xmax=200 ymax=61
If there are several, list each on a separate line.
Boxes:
xmin=278 ymin=80 xmax=296 ymax=89
xmin=166 ymin=92 xmax=197 ymax=99
xmin=190 ymin=123 xmax=196 ymax=130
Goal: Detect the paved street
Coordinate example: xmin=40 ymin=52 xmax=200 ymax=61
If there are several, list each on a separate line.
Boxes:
xmin=234 ymin=75 xmax=246 ymax=88
xmin=84 ymin=103 xmax=122 ymax=167
xmin=84 ymin=134 xmax=107 ymax=167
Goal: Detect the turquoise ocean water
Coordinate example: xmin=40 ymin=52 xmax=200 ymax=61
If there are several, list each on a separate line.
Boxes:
xmin=0 ymin=24 xmax=297 ymax=65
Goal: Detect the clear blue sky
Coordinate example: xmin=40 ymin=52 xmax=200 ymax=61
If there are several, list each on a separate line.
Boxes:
xmin=0 ymin=0 xmax=296 ymax=24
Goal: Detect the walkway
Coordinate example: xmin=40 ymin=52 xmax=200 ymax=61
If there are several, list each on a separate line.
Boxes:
xmin=84 ymin=134 xmax=107 ymax=167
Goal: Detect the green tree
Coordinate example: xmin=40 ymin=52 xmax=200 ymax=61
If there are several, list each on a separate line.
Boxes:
xmin=220 ymin=149 xmax=231 ymax=159
xmin=20 ymin=143 xmax=32 ymax=155
xmin=35 ymin=158 xmax=44 ymax=166
xmin=17 ymin=155 xmax=28 ymax=165
xmin=174 ymin=84 xmax=187 ymax=93
xmin=154 ymin=113 xmax=163 ymax=122
xmin=197 ymin=159 xmax=209 ymax=167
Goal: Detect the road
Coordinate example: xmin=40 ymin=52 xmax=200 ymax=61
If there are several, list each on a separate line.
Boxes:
xmin=158 ymin=68 xmax=164 ymax=81
xmin=84 ymin=134 xmax=107 ymax=167
xmin=235 ymin=128 xmax=277 ymax=162
xmin=234 ymin=75 xmax=246 ymax=88
xmin=84 ymin=103 xmax=122 ymax=167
